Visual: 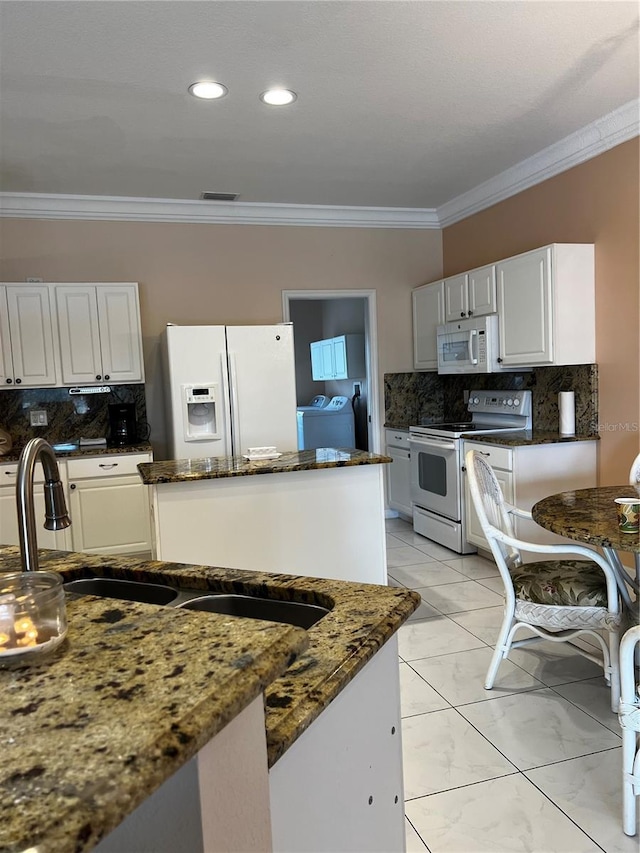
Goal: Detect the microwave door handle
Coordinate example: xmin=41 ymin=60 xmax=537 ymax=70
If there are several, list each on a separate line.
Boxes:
xmin=468 ymin=330 xmax=478 ymax=365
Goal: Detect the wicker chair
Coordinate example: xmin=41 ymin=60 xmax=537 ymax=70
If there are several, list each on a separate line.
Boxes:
xmin=630 ymin=453 xmax=640 ymax=584
xmin=465 ymin=449 xmax=624 ymax=711
xmin=619 ymin=624 xmax=640 ymax=836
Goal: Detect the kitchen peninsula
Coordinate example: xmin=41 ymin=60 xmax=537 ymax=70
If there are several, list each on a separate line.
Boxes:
xmin=0 ymin=545 xmax=419 ymax=853
xmin=138 ymin=448 xmax=391 ymax=584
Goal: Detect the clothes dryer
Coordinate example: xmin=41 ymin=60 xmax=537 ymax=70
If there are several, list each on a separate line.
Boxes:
xmin=296 ymin=395 xmax=355 ymax=450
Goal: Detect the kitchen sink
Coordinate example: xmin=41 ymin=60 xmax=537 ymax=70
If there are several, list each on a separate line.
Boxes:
xmin=64 ymin=577 xmax=180 ymax=605
xmin=176 ymin=594 xmax=329 ymax=629
xmin=64 ymin=577 xmax=331 ymax=628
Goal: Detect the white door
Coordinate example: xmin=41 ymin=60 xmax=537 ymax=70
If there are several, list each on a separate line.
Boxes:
xmin=97 ymin=285 xmax=144 ymax=383
xmin=497 ymin=247 xmax=553 ymax=365
xmin=412 ymin=281 xmax=445 ymax=370
xmin=468 ymin=264 xmax=497 ymax=317
xmin=444 ymin=274 xmax=469 ymax=322
xmin=56 ymin=285 xmax=103 ymax=384
xmin=332 ymin=336 xmax=348 ymax=379
xmin=0 ymin=286 xmax=14 ymax=387
xmin=5 ymin=285 xmax=58 ymax=386
xmin=226 ymin=325 xmax=298 ymax=455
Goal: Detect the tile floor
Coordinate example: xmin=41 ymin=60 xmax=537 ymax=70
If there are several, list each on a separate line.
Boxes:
xmin=386 ymin=517 xmax=639 ymax=853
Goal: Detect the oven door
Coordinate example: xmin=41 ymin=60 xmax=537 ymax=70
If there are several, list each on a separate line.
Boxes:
xmin=410 ymin=434 xmax=462 ymax=521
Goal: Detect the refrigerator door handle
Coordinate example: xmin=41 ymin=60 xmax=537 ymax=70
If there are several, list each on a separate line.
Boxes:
xmin=227 ymin=351 xmax=241 ymax=456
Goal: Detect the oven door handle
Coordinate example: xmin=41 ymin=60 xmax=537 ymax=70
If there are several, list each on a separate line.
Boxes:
xmin=410 ymin=437 xmax=458 ymax=452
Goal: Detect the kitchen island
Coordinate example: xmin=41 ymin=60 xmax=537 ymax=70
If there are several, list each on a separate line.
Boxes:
xmin=138 ymin=448 xmax=391 ymax=584
xmin=0 ymin=545 xmax=418 ymax=853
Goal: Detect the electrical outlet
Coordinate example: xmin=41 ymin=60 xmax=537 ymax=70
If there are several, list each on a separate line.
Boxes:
xmin=30 ymin=409 xmax=48 ymax=427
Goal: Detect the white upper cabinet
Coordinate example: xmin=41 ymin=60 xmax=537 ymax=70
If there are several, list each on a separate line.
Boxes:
xmin=412 ymin=281 xmax=445 ymax=371
xmin=0 ymin=284 xmax=59 ymax=387
xmin=56 ymin=283 xmax=144 ymax=385
xmin=310 ymin=334 xmax=365 ymax=381
xmin=496 ymin=244 xmax=594 ymax=367
xmin=444 ymin=266 xmax=496 ymax=322
xmin=443 ymin=274 xmax=469 ymax=322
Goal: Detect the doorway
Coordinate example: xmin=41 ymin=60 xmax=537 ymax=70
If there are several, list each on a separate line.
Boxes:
xmin=282 ymin=290 xmax=379 ymax=453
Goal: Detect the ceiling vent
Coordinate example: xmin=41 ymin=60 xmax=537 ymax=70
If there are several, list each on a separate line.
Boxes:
xmin=200 ymin=191 xmax=239 ymax=202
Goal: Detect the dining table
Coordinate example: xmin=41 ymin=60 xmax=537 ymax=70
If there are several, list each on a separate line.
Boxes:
xmin=532 ymin=484 xmax=640 ymax=613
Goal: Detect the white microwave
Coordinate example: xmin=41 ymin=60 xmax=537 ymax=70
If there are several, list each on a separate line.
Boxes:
xmin=437 ymin=315 xmax=503 ymax=374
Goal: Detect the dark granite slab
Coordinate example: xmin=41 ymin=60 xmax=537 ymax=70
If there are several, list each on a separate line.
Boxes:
xmin=0 ymin=545 xmax=419 ymax=853
xmin=460 ymin=430 xmax=600 ymax=447
xmin=138 ymin=448 xmax=391 ymax=485
xmin=0 ymin=442 xmax=153 ymax=463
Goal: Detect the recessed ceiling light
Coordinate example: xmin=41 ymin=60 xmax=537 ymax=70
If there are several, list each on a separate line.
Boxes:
xmin=188 ymin=81 xmax=228 ymax=100
xmin=259 ymin=88 xmax=297 ymax=106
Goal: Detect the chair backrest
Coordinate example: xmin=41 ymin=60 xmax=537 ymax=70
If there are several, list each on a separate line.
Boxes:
xmin=465 ymin=449 xmax=522 ymax=569
xmin=629 ymin=452 xmax=640 ymax=486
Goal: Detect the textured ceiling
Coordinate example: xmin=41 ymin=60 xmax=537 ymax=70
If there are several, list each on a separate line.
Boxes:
xmin=0 ymin=1 xmax=638 ymax=209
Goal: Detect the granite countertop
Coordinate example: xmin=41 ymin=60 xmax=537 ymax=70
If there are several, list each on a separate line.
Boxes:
xmin=0 ymin=546 xmax=419 ymax=853
xmin=0 ymin=442 xmax=153 ymax=463
xmin=460 ymin=430 xmax=600 ymax=447
xmin=138 ymin=448 xmax=392 ymax=485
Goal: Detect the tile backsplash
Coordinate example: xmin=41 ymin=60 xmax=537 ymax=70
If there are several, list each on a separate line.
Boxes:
xmin=0 ymin=385 xmax=149 ymax=452
xmin=385 ymin=364 xmax=598 ymax=434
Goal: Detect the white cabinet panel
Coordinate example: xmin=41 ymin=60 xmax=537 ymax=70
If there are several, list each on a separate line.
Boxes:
xmin=0 ymin=286 xmax=13 ymax=387
xmin=0 ymin=460 xmax=70 ymax=550
xmin=56 ymin=286 xmax=103 ymax=384
xmin=412 ymin=281 xmax=444 ymax=371
xmin=2 ymin=285 xmax=58 ymax=387
xmin=385 ymin=429 xmax=412 ymax=518
xmin=444 ymin=274 xmax=469 ymax=322
xmin=468 ymin=264 xmax=497 ymax=317
xmin=96 ymin=285 xmax=143 ymax=383
xmin=497 ymin=247 xmax=553 ymax=365
xmin=310 ymin=335 xmax=365 ymax=381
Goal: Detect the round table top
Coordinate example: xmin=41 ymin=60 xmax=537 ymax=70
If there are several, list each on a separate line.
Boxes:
xmin=532 ymin=485 xmax=640 ymax=553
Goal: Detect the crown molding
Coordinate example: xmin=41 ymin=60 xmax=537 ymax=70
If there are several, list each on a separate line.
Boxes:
xmin=437 ymin=99 xmax=640 ymax=228
xmin=1 ymin=100 xmax=637 ymax=229
xmin=0 ymin=193 xmax=440 ymax=229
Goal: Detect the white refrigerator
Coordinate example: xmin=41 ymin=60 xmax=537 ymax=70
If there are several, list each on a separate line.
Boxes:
xmin=163 ymin=324 xmax=298 ymax=459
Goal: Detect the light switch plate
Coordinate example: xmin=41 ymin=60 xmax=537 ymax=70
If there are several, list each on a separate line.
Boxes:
xmin=30 ymin=410 xmax=48 ymax=427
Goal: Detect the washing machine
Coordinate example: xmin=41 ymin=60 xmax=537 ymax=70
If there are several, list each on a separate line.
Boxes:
xmin=296 ymin=395 xmax=355 ymax=450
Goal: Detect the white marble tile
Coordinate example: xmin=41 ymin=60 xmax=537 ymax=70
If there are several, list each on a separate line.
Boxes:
xmin=387 ymin=575 xmax=405 ymax=588
xmin=385 ymin=518 xmax=414 ymax=535
xmin=449 ymin=606 xmax=508 ymax=646
xmin=390 ymin=562 xmax=468 ymax=589
xmin=417 ymin=580 xmax=504 ymax=614
xmin=411 ymin=538 xmax=462 ymax=561
xmin=400 ymin=662 xmax=450 ymax=717
xmin=475 ymin=575 xmax=505 ymax=595
xmin=387 ymin=546 xmax=435 ymax=569
xmin=459 ymin=687 xmax=622 ymax=770
xmin=398 ymin=616 xmax=485 ymax=662
xmin=525 ymin=748 xmax=639 ymax=851
xmin=406 ymin=599 xmax=443 ymax=623
xmin=508 ymin=642 xmax=604 ymax=686
xmin=405 ymin=818 xmax=429 ymax=852
xmin=405 ymin=773 xmax=601 ymax=853
xmin=410 ymin=647 xmax=544 ymax=706
xmin=552 ymin=677 xmax=621 ymax=733
xmin=386 ymin=532 xmax=405 ymax=549
xmin=402 ymin=708 xmax=517 ymax=798
xmin=443 ymin=554 xmax=500 ymax=580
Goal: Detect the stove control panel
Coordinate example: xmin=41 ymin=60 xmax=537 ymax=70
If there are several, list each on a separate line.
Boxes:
xmin=467 ymin=390 xmax=531 ymax=415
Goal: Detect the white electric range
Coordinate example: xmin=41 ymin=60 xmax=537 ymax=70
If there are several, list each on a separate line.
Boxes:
xmin=409 ymin=390 xmax=532 ymax=553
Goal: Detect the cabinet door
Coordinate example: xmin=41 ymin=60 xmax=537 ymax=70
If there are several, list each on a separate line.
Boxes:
xmin=0 ymin=464 xmax=70 ymax=551
xmin=319 ymin=340 xmax=334 ymax=379
xmin=68 ymin=474 xmax=152 ymax=555
xmin=0 ymin=286 xmax=14 ymax=387
xmin=332 ymin=336 xmax=347 ymax=379
xmin=56 ymin=285 xmax=103 ymax=384
xmin=497 ymin=247 xmax=553 ymax=365
xmin=444 ymin=274 xmax=469 ymax=322
xmin=387 ymin=447 xmax=412 ymax=518
xmin=412 ymin=282 xmax=445 ymax=371
xmin=468 ymin=264 xmax=496 ymax=317
xmin=5 ymin=285 xmax=58 ymax=386
xmin=96 ymin=285 xmax=144 ymax=383
xmin=310 ymin=341 xmax=325 ymax=380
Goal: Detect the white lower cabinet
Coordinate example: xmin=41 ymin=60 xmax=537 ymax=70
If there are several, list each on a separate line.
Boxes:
xmin=67 ymin=453 xmax=153 ymax=556
xmin=385 ymin=429 xmax=412 ymax=518
xmin=463 ymin=439 xmax=597 ymax=560
xmin=0 ymin=461 xmax=71 ymax=551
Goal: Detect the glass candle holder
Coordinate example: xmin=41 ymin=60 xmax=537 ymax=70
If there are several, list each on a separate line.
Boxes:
xmin=0 ymin=571 xmax=67 ymax=660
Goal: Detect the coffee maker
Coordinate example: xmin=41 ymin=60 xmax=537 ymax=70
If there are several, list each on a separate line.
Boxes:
xmin=108 ymin=403 xmax=137 ymax=446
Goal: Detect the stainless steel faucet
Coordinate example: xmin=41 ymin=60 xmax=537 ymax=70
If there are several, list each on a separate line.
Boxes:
xmin=16 ymin=438 xmax=71 ymax=572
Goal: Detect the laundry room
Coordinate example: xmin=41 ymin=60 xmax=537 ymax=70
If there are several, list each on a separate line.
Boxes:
xmin=287 ymin=295 xmax=370 ymax=451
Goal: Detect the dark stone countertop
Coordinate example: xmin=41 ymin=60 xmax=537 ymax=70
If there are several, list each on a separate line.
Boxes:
xmin=0 ymin=442 xmax=153 ymax=463
xmin=138 ymin=448 xmax=391 ymax=485
xmin=0 ymin=546 xmax=419 ymax=853
xmin=460 ymin=430 xmax=600 ymax=447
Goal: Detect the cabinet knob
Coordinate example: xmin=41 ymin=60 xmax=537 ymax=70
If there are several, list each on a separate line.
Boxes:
xmin=96 ymin=375 xmax=101 ymax=380
xmin=497 ymin=357 xmax=503 ymax=363
xmin=15 ymin=378 xmax=21 ymax=384
xmin=104 ymin=374 xmax=110 ymax=380
xmin=468 ymin=310 xmax=473 ymax=316
xmin=5 ymin=378 xmax=12 ymax=384
xmin=460 ymin=312 xmax=465 ymax=317
xmin=70 ymin=483 xmax=76 ymax=490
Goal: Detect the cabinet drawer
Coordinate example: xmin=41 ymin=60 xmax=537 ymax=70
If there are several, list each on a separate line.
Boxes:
xmin=385 ymin=429 xmax=410 ymax=450
xmin=0 ymin=462 xmax=54 ymax=486
xmin=463 ymin=442 xmax=512 ymax=471
xmin=67 ymin=453 xmax=150 ymax=480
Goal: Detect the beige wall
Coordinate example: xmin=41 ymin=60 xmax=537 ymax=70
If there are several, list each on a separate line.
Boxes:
xmin=0 ymin=221 xmax=442 ymax=454
xmin=443 ymin=139 xmax=640 ymax=485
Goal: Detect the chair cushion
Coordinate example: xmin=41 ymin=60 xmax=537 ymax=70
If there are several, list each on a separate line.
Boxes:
xmin=509 ymin=560 xmax=609 ymax=608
